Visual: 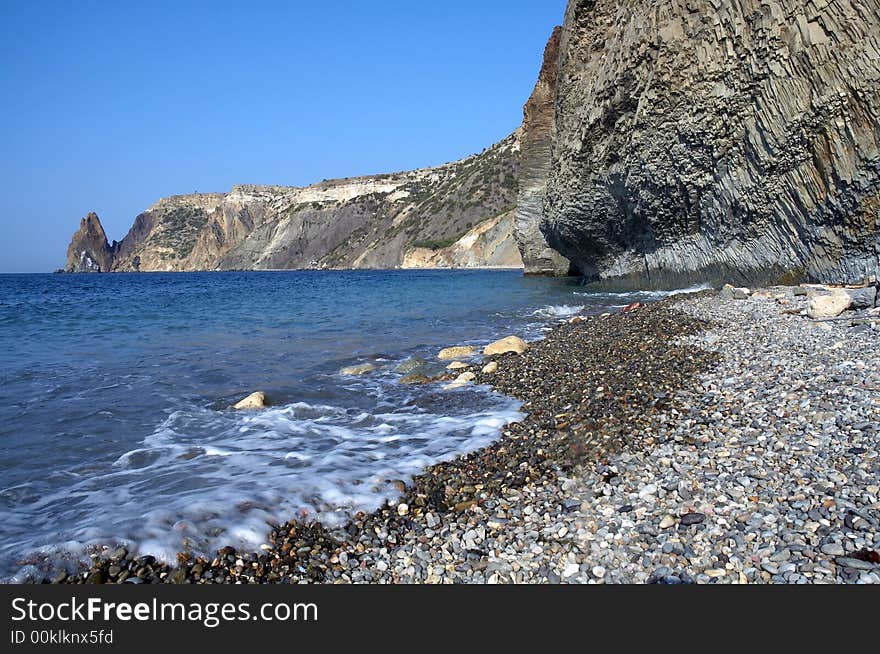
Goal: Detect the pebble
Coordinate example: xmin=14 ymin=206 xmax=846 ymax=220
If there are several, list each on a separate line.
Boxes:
xmin=836 ymin=557 xmax=875 ymax=571
xmin=563 ymin=563 xmax=580 ymax=578
xmin=680 ymin=513 xmax=706 ymax=526
xmin=821 ymin=543 xmax=845 ymax=557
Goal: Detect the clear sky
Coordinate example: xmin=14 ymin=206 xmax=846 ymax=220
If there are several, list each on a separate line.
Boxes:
xmin=0 ymin=0 xmax=567 ymax=272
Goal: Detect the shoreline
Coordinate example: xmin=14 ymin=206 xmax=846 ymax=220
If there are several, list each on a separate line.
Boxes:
xmin=49 ymin=266 xmax=528 ymax=275
xmin=47 ymin=287 xmax=880 ymax=584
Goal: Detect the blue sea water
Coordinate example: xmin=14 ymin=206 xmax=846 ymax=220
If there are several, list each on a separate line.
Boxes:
xmin=0 ymin=270 xmax=683 ymax=580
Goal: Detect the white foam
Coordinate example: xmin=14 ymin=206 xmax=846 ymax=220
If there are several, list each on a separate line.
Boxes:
xmin=574 ymin=283 xmax=712 ymax=305
xmin=2 ymin=387 xmax=522 ymax=579
xmin=532 ymin=304 xmax=585 ymax=318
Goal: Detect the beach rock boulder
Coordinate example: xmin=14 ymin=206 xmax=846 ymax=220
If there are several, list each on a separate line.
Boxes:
xmin=233 ymin=392 xmax=267 ymax=410
xmin=437 ymin=346 xmax=476 ymax=360
xmin=446 ymin=361 xmax=469 ymax=370
xmin=444 ymin=371 xmax=476 ymax=390
xmin=400 ymin=373 xmax=431 ymax=385
xmin=396 ymin=357 xmax=428 ymax=374
xmin=484 ymin=336 xmax=528 ymax=356
xmin=481 ymin=361 xmax=498 ymax=374
xmin=720 ymin=285 xmax=751 ymax=300
xmin=844 ymin=286 xmax=877 ymax=310
xmin=339 ymin=363 xmax=377 ymax=376
xmin=807 ymin=289 xmax=852 ymax=319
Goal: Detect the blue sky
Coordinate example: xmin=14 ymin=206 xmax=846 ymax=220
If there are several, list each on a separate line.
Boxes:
xmin=0 ymin=1 xmax=566 ymax=272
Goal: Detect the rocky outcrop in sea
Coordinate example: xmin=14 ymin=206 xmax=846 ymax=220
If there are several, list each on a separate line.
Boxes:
xmin=64 ymin=213 xmax=116 ymax=273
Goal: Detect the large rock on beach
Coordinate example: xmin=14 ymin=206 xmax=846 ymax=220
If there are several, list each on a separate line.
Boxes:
xmin=807 ymin=289 xmax=852 ymax=319
xmin=339 ymin=363 xmax=377 ymax=376
xmin=444 ymin=372 xmax=476 ymax=390
xmin=844 ymin=286 xmax=877 ymax=310
xmin=396 ymin=358 xmax=428 ymax=374
xmin=720 ymin=284 xmax=751 ymax=300
xmin=437 ymin=346 xmax=476 ymax=361
xmin=400 ymin=373 xmax=431 ymax=385
xmin=484 ymin=336 xmax=528 ymax=356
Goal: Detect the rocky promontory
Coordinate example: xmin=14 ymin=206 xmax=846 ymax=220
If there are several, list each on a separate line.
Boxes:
xmin=63 ymin=1 xmax=880 ymax=285
xmin=64 ymin=135 xmax=522 ymax=273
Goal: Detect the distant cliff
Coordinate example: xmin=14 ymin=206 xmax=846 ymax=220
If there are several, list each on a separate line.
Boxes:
xmin=64 ymin=134 xmax=522 ymax=272
xmin=539 ymin=0 xmax=880 ymax=287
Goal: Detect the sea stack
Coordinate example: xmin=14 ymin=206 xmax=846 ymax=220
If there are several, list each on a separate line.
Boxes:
xmin=64 ymin=212 xmax=115 ymax=273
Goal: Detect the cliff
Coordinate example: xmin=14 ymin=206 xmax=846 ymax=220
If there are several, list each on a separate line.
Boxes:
xmin=515 ymin=27 xmax=572 ymax=276
xmin=65 ymin=134 xmax=521 ymax=272
xmin=541 ymin=0 xmax=880 ymax=287
xmin=402 ymin=210 xmax=523 ymax=269
xmin=64 ymin=213 xmax=115 ymax=272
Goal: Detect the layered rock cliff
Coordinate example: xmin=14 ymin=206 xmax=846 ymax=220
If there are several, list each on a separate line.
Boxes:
xmin=65 ymin=134 xmax=521 ymax=272
xmin=541 ymin=0 xmax=880 ymax=287
xmin=515 ymin=27 xmax=572 ymax=276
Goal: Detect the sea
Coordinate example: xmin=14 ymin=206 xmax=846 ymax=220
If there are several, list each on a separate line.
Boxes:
xmin=0 ymin=270 xmax=694 ymax=580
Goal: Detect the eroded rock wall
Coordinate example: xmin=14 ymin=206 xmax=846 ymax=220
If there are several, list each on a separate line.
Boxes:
xmin=516 ymin=27 xmax=572 ymax=276
xmin=402 ymin=211 xmax=524 ymax=269
xmin=543 ymin=0 xmax=880 ymax=287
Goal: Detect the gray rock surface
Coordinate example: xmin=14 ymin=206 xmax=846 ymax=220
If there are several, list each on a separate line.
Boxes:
xmin=845 ymin=286 xmax=878 ymax=310
xmin=542 ymin=0 xmax=880 ymax=288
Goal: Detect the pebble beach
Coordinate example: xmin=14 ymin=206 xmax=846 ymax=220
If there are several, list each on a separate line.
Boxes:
xmin=58 ymin=288 xmax=880 ymax=584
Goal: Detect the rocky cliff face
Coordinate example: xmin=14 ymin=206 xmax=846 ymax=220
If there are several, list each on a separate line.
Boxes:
xmin=67 ymin=135 xmax=521 ymax=272
xmin=542 ymin=0 xmax=880 ymax=287
xmin=64 ymin=213 xmax=115 ymax=272
xmin=515 ymin=27 xmax=572 ymax=276
xmin=402 ymin=210 xmax=523 ymax=269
